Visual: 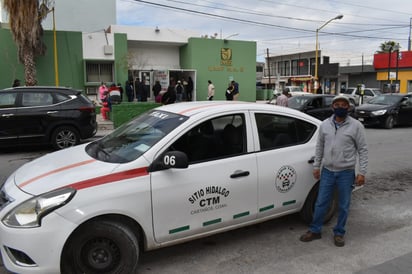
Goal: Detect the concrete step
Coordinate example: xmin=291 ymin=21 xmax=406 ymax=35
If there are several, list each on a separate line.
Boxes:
xmin=96 ymin=114 xmax=114 ymax=131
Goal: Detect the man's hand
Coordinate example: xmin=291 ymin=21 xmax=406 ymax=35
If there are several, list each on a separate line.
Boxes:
xmin=313 ymin=169 xmax=321 ymax=180
xmin=355 ymin=174 xmax=365 ymax=186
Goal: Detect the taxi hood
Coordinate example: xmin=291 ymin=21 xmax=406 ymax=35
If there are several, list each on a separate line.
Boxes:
xmin=13 ymin=144 xmax=119 ymax=196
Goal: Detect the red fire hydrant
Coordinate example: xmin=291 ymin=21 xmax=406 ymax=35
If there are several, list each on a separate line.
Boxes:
xmin=100 ymin=102 xmax=110 ymax=120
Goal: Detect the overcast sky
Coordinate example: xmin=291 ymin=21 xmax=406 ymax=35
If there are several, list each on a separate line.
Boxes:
xmin=117 ymin=0 xmax=412 ymax=65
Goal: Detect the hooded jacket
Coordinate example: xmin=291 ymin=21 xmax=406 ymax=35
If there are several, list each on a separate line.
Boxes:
xmin=313 ymin=115 xmax=368 ymax=175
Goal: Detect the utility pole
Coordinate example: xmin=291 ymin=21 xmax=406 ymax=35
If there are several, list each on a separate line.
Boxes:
xmin=409 ymin=17 xmax=411 ymax=51
xmin=266 ymin=48 xmax=271 ymax=99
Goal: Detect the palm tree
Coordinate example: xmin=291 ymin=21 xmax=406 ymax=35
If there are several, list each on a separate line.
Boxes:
xmin=3 ymin=0 xmax=49 ymax=86
xmin=378 ymin=41 xmax=401 ymax=53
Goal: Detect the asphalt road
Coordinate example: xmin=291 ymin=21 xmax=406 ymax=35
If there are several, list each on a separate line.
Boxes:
xmin=1 ymin=127 xmax=412 ymax=273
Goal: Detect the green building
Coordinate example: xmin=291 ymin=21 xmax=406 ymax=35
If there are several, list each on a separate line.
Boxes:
xmin=0 ymin=24 xmax=256 ymax=102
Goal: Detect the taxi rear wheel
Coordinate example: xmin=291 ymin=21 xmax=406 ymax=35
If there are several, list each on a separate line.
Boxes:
xmin=299 ymin=183 xmax=338 ymax=224
xmin=61 ymin=220 xmax=139 ymax=274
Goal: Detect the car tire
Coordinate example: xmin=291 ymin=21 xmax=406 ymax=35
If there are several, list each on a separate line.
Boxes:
xmin=299 ymin=183 xmax=338 ymax=224
xmin=61 ymin=220 xmax=139 ymax=274
xmin=384 ymin=115 xmax=394 ymax=129
xmin=51 ymin=126 xmax=80 ymax=150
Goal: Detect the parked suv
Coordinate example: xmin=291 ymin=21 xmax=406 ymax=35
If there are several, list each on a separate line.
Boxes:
xmin=0 ymin=86 xmax=97 ymax=149
xmin=340 ymin=87 xmax=381 ymax=105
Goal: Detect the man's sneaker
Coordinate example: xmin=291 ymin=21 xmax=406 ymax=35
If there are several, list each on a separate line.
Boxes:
xmin=300 ymin=231 xmax=321 ymax=242
xmin=334 ymin=235 xmax=345 ymax=247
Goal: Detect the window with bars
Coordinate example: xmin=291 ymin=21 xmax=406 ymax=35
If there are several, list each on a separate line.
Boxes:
xmin=85 ymin=62 xmax=114 ymax=83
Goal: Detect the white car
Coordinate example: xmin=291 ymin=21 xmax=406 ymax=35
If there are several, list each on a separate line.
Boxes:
xmin=340 ymin=87 xmax=382 ymax=105
xmin=0 ymin=101 xmax=337 ymax=273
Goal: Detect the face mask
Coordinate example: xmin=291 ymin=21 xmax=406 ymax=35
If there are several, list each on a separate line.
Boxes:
xmin=333 ymin=107 xmax=348 ymax=118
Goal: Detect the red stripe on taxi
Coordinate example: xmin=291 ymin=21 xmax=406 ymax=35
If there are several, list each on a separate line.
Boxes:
xmin=67 ymin=167 xmax=149 ymax=190
xmin=18 ymin=159 xmax=97 ymax=188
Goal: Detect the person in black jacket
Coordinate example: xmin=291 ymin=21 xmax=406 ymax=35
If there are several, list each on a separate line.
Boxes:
xmin=161 ymin=82 xmax=176 ymax=105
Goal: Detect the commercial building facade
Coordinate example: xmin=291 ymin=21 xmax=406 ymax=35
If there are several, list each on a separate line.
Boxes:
xmin=374 ymin=51 xmax=412 ymax=93
xmin=0 ymin=24 xmax=256 ymax=102
xmin=262 ymin=50 xmax=341 ymax=94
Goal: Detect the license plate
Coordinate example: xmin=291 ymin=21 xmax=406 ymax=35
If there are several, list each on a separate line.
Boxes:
xmin=358 ymin=118 xmax=364 ymax=122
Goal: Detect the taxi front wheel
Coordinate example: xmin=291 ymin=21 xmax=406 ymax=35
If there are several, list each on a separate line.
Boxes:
xmin=61 ymin=220 xmax=139 ymax=274
xmin=299 ymin=183 xmax=338 ymax=224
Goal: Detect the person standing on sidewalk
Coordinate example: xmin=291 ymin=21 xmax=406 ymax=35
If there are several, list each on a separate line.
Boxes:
xmin=276 ymin=88 xmax=289 ymax=107
xmin=300 ymin=95 xmax=368 ymax=247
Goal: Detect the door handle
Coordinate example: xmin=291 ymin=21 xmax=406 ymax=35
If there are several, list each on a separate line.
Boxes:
xmin=308 ymin=156 xmax=315 ymax=164
xmin=1 ymin=114 xmax=14 ymax=118
xmin=230 ymin=171 xmax=250 ymax=178
xmin=47 ymin=111 xmax=58 ymax=114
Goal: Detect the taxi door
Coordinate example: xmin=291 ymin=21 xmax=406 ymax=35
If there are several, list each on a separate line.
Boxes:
xmin=150 ymin=113 xmax=258 ymax=243
xmin=252 ymin=113 xmax=317 ymax=219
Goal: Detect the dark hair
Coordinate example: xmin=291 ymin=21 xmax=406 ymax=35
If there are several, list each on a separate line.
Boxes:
xmin=12 ymin=79 xmax=20 ymax=87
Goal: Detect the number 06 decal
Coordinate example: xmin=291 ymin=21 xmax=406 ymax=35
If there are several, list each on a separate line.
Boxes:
xmin=163 ymin=155 xmax=176 ymax=166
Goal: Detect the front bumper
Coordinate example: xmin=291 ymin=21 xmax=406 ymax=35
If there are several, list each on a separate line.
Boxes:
xmin=356 ymin=116 xmax=383 ymax=126
xmin=0 ymin=213 xmax=76 ymax=274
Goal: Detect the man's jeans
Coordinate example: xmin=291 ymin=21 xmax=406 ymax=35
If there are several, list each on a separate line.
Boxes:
xmin=309 ymin=168 xmax=355 ymax=236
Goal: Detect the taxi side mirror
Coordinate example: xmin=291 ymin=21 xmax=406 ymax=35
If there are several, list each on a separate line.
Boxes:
xmin=148 ymin=151 xmax=189 ymax=172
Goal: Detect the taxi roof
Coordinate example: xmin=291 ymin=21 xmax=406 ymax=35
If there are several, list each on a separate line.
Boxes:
xmin=155 ymin=101 xmax=321 ymax=124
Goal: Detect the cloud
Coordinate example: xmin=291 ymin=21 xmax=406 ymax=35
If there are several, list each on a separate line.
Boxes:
xmin=117 ymin=0 xmax=412 ymax=65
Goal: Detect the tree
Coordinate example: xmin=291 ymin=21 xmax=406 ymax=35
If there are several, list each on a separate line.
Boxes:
xmin=3 ymin=0 xmax=49 ymax=86
xmin=378 ymin=41 xmax=401 ymax=53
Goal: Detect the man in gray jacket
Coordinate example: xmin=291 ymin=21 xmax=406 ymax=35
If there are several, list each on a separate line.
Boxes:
xmin=300 ymin=95 xmax=368 ymax=247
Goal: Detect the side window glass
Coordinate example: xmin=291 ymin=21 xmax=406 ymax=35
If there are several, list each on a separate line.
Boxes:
xmin=364 ymin=90 xmax=373 ymax=96
xmin=22 ymin=93 xmax=53 ymax=106
xmin=325 ymin=97 xmax=333 ymax=107
xmin=169 ymin=114 xmax=246 ymax=163
xmin=0 ymin=93 xmax=17 ymax=108
xmin=312 ymin=98 xmax=321 ymax=108
xmin=55 ymin=93 xmax=70 ymax=103
xmin=255 ymin=113 xmax=316 ymax=150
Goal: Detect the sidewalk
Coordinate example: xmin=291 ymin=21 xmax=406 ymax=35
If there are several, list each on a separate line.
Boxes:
xmin=95 ymin=114 xmax=114 ymax=138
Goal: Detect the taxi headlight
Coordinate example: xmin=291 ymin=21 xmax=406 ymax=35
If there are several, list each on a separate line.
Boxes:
xmin=371 ymin=109 xmax=387 ymax=116
xmin=2 ymin=188 xmax=76 ymax=228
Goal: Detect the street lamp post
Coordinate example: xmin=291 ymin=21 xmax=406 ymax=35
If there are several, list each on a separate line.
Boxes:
xmin=314 ymin=14 xmax=343 ymax=92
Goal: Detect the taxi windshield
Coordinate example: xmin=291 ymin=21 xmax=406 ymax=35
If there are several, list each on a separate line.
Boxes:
xmin=86 ymin=110 xmax=188 ymax=163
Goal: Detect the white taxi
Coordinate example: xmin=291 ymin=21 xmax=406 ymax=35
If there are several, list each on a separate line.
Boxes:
xmin=0 ymin=101 xmax=337 ymax=273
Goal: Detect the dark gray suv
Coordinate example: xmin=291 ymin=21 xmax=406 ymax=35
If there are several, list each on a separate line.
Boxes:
xmin=0 ymin=86 xmax=97 ymax=149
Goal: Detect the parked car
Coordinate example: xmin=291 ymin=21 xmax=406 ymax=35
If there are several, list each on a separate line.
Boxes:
xmin=288 ymin=94 xmax=336 ymax=120
xmin=354 ymin=93 xmax=412 ymax=129
xmin=268 ymin=86 xmax=311 ymax=104
xmin=0 ymin=86 xmax=97 ymax=149
xmin=284 ymin=85 xmax=311 ymax=96
xmin=0 ymin=102 xmax=338 ymax=273
xmin=289 ymin=94 xmax=355 ymax=121
xmin=340 ymin=87 xmax=382 ymax=105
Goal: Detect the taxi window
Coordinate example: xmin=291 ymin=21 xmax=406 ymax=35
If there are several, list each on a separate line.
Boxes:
xmin=86 ymin=110 xmax=188 ymax=163
xmin=169 ymin=114 xmax=246 ymax=163
xmin=255 ymin=113 xmax=316 ymax=150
